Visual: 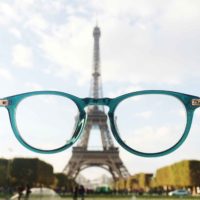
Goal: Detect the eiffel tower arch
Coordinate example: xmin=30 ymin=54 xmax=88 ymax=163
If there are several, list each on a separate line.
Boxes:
xmin=63 ymin=26 xmax=130 ymax=181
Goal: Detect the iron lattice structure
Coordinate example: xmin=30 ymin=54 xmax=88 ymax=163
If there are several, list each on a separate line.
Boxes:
xmin=63 ymin=26 xmax=130 ymax=180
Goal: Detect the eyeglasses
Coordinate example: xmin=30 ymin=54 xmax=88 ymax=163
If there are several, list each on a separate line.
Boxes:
xmin=0 ymin=90 xmax=199 ymax=157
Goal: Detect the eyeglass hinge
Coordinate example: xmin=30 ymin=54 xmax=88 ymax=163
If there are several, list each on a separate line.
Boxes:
xmin=0 ymin=99 xmax=9 ymax=106
xmin=192 ymin=99 xmax=200 ymax=106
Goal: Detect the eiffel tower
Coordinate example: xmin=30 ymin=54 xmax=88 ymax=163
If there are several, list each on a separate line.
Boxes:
xmin=63 ymin=26 xmax=130 ymax=181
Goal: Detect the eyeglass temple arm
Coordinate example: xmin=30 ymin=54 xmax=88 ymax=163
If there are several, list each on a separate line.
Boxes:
xmin=0 ymin=99 xmax=9 ymax=107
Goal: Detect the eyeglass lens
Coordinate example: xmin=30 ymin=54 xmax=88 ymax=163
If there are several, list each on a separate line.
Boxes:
xmin=114 ymin=94 xmax=187 ymax=153
xmin=15 ymin=95 xmax=79 ymax=150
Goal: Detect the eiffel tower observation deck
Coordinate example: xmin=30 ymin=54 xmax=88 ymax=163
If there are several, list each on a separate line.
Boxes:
xmin=63 ymin=26 xmax=130 ymax=180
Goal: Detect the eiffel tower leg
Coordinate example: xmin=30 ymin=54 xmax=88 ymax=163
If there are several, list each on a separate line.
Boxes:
xmin=108 ymin=166 xmax=117 ymax=181
xmin=99 ymin=123 xmax=114 ymax=150
xmin=63 ymin=156 xmax=82 ymax=179
xmin=77 ymin=124 xmax=92 ymax=149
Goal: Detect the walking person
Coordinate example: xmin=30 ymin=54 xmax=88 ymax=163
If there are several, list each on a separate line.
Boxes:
xmin=79 ymin=185 xmax=85 ymax=200
xmin=17 ymin=185 xmax=24 ymax=200
xmin=73 ymin=185 xmax=79 ymax=200
xmin=25 ymin=184 xmax=31 ymax=200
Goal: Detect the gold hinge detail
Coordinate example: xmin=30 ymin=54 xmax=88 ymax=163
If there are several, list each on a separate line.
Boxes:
xmin=0 ymin=100 xmax=9 ymax=106
xmin=192 ymin=99 xmax=200 ymax=106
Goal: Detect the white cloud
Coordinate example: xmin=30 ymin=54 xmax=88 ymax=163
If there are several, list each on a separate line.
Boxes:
xmin=25 ymin=14 xmax=48 ymax=32
xmin=136 ymin=111 xmax=152 ymax=119
xmin=0 ymin=2 xmax=19 ymax=25
xmin=0 ymin=68 xmax=13 ymax=80
xmin=122 ymin=125 xmax=184 ymax=153
xmin=12 ymin=44 xmax=34 ymax=68
xmin=9 ymin=28 xmax=21 ymax=38
xmin=14 ymin=0 xmax=34 ymax=7
xmin=108 ymin=85 xmax=143 ymax=97
xmin=25 ymin=82 xmax=43 ymax=90
xmin=38 ymin=16 xmax=92 ymax=80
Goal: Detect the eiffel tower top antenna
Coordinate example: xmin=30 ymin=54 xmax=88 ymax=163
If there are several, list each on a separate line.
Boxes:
xmin=95 ymin=12 xmax=98 ymax=26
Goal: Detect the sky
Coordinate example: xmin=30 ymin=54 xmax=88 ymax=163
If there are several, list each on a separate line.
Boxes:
xmin=0 ymin=0 xmax=200 ymax=180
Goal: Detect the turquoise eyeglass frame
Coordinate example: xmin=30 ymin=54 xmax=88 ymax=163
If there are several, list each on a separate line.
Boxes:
xmin=0 ymin=90 xmax=200 ymax=157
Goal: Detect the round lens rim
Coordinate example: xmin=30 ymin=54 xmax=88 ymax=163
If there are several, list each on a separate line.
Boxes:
xmin=6 ymin=91 xmax=86 ymax=154
xmin=108 ymin=90 xmax=195 ymax=157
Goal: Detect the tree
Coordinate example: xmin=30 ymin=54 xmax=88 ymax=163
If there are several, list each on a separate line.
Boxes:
xmin=11 ymin=158 xmax=54 ymax=186
xmin=0 ymin=159 xmax=10 ymax=186
xmin=153 ymin=160 xmax=200 ymax=188
xmin=55 ymin=173 xmax=75 ymax=192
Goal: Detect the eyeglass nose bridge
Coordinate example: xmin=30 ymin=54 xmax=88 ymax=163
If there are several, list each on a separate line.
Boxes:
xmin=82 ymin=97 xmax=112 ymax=108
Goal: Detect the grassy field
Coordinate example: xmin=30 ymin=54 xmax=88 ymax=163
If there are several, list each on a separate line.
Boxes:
xmin=1 ymin=197 xmax=200 ymax=200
